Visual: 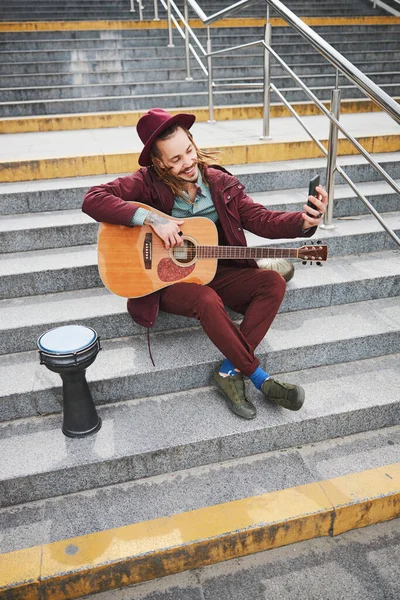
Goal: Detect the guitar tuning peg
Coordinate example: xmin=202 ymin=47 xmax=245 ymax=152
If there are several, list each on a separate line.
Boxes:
xmin=302 ymin=261 xmax=307 ymax=265
xmin=316 ymin=261 xmax=322 ymax=266
xmin=316 ymin=240 xmax=322 ymax=245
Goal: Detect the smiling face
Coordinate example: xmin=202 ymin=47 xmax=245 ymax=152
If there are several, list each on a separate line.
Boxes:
xmin=153 ymin=126 xmax=199 ymax=186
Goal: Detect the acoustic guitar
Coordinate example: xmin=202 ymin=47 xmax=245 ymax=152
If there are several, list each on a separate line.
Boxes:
xmin=98 ymin=203 xmax=328 ymax=298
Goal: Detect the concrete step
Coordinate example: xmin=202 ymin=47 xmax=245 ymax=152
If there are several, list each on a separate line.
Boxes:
xmin=0 ymin=71 xmax=400 ymax=103
xmin=1 ymin=177 xmax=399 ymax=253
xmin=1 ymin=111 xmax=398 ymax=181
xmin=0 ymin=61 xmax=399 ymax=88
xmin=0 ymin=294 xmax=399 ymax=423
xmin=0 ymin=46 xmax=397 ymax=70
xmin=0 ymin=5 xmax=382 ymax=16
xmin=229 ymin=153 xmax=400 ymax=192
xmin=83 ymin=519 xmax=400 ymax=600
xmin=0 ymin=8 xmax=383 ymax=20
xmin=0 ymin=423 xmax=398 ymax=554
xmin=2 ymin=72 xmax=399 ymax=104
xmin=252 ymin=179 xmax=400 ymax=216
xmin=0 ymin=24 xmax=398 ymax=42
xmin=1 ymin=39 xmax=398 ymax=64
xmin=1 ymin=346 xmax=399 ymax=505
xmin=1 ymin=31 xmax=399 ymax=52
xmin=0 ymin=0 xmax=367 ymax=6
xmin=2 ymin=82 xmax=400 ymax=116
xmin=0 ymin=211 xmax=399 ymax=300
xmin=1 ymin=249 xmax=399 ymax=355
xmin=1 ymin=153 xmax=399 ymax=215
xmin=0 ymin=54 xmax=398 ymax=81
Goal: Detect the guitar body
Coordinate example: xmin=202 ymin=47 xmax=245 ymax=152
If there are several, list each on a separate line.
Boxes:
xmin=98 ymin=203 xmax=218 ymax=298
xmin=98 ymin=203 xmax=328 ymax=298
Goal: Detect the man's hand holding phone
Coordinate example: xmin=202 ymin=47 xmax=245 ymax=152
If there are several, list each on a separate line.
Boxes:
xmin=302 ymin=174 xmax=328 ymax=231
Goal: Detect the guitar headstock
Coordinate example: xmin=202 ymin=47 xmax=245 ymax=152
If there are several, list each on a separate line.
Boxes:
xmin=298 ymin=242 xmax=328 ymax=265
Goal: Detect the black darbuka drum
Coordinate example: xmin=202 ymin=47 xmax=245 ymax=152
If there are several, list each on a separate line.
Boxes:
xmin=37 ymin=325 xmax=102 ymax=438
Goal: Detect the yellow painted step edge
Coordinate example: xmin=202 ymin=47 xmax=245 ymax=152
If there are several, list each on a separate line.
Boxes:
xmin=1 ymin=462 xmax=399 ymax=600
xmin=1 ymin=133 xmax=399 ymax=183
xmin=2 ymin=98 xmax=398 ymax=135
xmin=0 ymin=16 xmax=399 ymax=31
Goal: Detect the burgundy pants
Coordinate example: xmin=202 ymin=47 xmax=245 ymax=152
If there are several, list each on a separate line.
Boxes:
xmin=159 ymin=266 xmax=286 ymax=377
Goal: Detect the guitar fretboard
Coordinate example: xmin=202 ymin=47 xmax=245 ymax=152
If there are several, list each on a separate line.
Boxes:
xmin=196 ymin=246 xmax=299 ymax=259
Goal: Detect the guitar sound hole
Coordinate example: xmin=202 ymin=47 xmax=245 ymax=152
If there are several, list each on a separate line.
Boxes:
xmin=172 ymin=240 xmax=196 ymax=264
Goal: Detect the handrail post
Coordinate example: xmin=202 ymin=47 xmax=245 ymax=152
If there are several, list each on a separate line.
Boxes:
xmin=138 ymin=0 xmax=143 ymax=21
xmin=207 ymin=26 xmax=215 ymax=123
xmin=184 ymin=0 xmax=193 ymax=80
xmin=129 ymin=0 xmax=135 ymax=12
xmin=260 ymin=15 xmax=272 ymax=140
xmin=153 ymin=0 xmax=160 ymax=20
xmin=167 ymin=0 xmax=175 ymax=47
xmin=321 ymin=73 xmax=341 ymax=230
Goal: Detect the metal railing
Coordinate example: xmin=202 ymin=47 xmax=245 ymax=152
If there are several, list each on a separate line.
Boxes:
xmin=132 ymin=0 xmax=400 ymax=247
xmin=371 ymin=0 xmax=400 ymax=16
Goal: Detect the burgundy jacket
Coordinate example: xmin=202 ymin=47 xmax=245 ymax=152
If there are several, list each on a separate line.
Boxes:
xmin=83 ymin=165 xmax=315 ymax=327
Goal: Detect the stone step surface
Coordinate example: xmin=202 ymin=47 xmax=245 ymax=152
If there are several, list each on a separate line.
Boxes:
xmin=1 ymin=24 xmax=398 ymax=42
xmin=0 ymin=212 xmax=398 ymax=300
xmin=0 ymin=4 xmax=398 ymax=595
xmin=2 ymin=83 xmax=400 ymax=116
xmin=1 ymin=31 xmax=399 ymax=51
xmin=1 ymin=350 xmax=399 ymax=506
xmin=1 ymin=48 xmax=397 ymax=72
xmin=0 ymin=423 xmax=398 ymax=554
xmin=0 ymin=295 xmax=399 ymax=422
xmin=2 ymin=72 xmax=399 ymax=104
xmin=1 ymin=153 xmax=399 ymax=215
xmin=1 ymin=249 xmax=399 ymax=355
xmin=1 ymin=38 xmax=398 ymax=63
xmin=81 ymin=518 xmax=400 ymax=600
xmin=0 ymin=5 xmax=384 ymax=20
xmin=0 ymin=19 xmax=397 ymax=115
xmin=1 ymin=58 xmax=396 ymax=80
xmin=1 ymin=180 xmax=399 ymax=253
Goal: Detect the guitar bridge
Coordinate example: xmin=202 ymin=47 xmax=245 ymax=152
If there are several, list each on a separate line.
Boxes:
xmin=143 ymin=233 xmax=152 ymax=269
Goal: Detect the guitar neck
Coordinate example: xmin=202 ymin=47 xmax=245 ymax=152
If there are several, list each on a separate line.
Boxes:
xmin=197 ymin=246 xmax=299 ymax=260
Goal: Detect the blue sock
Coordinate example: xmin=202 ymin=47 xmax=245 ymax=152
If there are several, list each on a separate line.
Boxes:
xmin=249 ymin=366 xmax=270 ymax=390
xmin=219 ymin=358 xmax=238 ymax=377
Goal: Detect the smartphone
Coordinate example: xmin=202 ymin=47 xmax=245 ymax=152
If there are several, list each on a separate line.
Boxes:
xmin=307 ymin=174 xmax=320 ymax=216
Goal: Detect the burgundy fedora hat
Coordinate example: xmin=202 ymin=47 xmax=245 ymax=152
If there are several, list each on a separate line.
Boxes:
xmin=137 ymin=108 xmax=196 ymax=167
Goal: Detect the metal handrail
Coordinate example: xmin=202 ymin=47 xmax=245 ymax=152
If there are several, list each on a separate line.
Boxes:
xmin=208 ymin=39 xmax=400 ymax=197
xmin=163 ymin=0 xmax=207 ymax=56
xmin=155 ymin=0 xmax=400 ymax=246
xmin=371 ymin=0 xmax=400 ymax=16
xmin=158 ymin=0 xmax=208 ymax=74
xmin=205 ymin=37 xmax=400 ymax=245
xmin=185 ymin=0 xmax=400 ymax=125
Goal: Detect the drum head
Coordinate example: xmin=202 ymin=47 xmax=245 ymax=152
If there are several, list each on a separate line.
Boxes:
xmin=38 ymin=325 xmax=97 ymax=354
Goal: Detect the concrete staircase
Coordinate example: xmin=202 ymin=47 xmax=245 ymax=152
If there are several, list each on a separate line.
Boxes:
xmin=0 ymin=0 xmax=386 ymax=22
xmin=1 ymin=141 xmax=400 ymax=595
xmin=0 ymin=0 xmax=398 ymax=132
xmin=0 ymin=25 xmax=400 ymax=120
xmin=0 ymin=1 xmax=400 ymax=598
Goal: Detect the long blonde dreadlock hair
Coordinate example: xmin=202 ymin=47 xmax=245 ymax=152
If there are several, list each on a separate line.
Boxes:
xmin=150 ymin=125 xmax=220 ymax=200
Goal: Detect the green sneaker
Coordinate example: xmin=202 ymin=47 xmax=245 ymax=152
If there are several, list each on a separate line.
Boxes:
xmin=213 ymin=369 xmax=257 ymax=420
xmin=261 ymin=377 xmax=305 ymax=411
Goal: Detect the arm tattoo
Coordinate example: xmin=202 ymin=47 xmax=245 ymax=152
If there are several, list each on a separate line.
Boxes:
xmin=144 ymin=212 xmax=170 ymax=226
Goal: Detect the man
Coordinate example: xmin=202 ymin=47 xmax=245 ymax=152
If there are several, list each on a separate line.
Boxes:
xmin=83 ymin=108 xmax=328 ymax=420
